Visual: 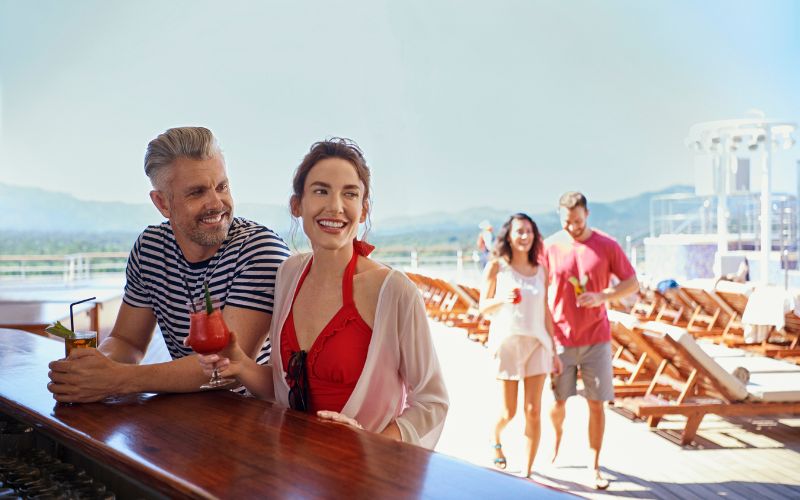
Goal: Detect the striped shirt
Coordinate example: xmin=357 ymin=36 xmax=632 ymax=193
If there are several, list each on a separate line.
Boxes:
xmin=123 ymin=217 xmax=290 ymax=392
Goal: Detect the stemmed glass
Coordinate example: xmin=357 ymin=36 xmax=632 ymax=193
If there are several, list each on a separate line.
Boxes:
xmin=186 ymin=284 xmax=233 ymax=389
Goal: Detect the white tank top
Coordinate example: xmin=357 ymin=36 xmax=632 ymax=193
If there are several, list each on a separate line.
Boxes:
xmin=488 ymin=260 xmax=551 ymax=352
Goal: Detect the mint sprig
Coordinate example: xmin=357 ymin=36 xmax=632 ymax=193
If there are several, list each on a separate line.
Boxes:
xmin=204 ymin=282 xmax=213 ymax=314
xmin=45 ymin=320 xmax=75 ymax=339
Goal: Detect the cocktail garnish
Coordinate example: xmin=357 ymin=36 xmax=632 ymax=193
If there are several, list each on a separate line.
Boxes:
xmin=45 ymin=320 xmax=75 ymax=339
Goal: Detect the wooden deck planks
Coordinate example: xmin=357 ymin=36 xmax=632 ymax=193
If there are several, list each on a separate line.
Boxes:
xmin=430 ymin=320 xmax=800 ymax=499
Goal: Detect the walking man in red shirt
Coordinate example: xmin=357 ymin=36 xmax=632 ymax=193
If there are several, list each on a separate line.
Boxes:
xmin=544 ymin=192 xmax=639 ymax=489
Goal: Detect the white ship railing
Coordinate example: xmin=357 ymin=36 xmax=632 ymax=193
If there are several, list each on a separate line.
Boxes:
xmin=0 ymin=252 xmax=129 ymax=282
xmin=1 ymin=249 xmax=481 ymax=284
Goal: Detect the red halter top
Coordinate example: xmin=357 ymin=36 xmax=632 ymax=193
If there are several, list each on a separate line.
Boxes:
xmin=280 ymin=240 xmax=375 ymax=413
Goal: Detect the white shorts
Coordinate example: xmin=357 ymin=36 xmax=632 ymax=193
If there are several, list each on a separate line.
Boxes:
xmin=494 ymin=335 xmax=552 ymax=381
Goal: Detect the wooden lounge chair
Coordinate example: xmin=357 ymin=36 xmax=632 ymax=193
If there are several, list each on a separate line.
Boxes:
xmin=628 ymin=289 xmax=661 ymax=321
xmin=408 ymin=273 xmax=460 ymax=320
xmin=707 ymin=280 xmax=756 ymax=345
xmin=406 ymin=272 xmax=490 ymax=344
xmin=771 ymin=312 xmax=800 ymax=363
xmin=608 ymin=311 xmax=681 ymax=399
xmin=615 ymin=319 xmax=800 ymax=445
xmin=455 ymin=284 xmax=490 ymax=344
xmin=678 ymin=281 xmax=723 ymax=333
xmin=435 ymin=281 xmax=480 ymax=326
xmin=653 ymin=288 xmax=693 ymax=326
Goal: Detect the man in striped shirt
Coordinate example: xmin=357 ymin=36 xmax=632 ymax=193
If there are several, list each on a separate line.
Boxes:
xmin=48 ymin=127 xmax=290 ymax=402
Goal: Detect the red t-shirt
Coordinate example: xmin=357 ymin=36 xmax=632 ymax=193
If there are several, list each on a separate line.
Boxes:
xmin=544 ymin=229 xmax=635 ymax=347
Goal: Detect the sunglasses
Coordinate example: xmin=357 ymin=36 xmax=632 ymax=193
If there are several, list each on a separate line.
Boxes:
xmin=287 ymin=350 xmax=309 ymax=412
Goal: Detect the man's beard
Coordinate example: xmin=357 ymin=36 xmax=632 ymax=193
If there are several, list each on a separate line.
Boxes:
xmin=184 ymin=211 xmax=232 ymax=248
xmin=189 ymin=224 xmax=230 ymax=247
xmin=567 ymin=225 xmax=586 ymax=239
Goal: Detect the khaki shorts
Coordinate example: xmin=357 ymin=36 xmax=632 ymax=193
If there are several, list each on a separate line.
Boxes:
xmin=551 ymin=341 xmax=614 ymax=402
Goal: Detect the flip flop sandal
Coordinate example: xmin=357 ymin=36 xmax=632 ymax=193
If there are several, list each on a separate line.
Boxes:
xmin=594 ymin=473 xmax=610 ymax=490
xmin=492 ymin=444 xmax=507 ymax=470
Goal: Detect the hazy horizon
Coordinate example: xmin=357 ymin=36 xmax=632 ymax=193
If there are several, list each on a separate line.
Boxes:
xmin=2 ymin=1 xmax=799 ymax=219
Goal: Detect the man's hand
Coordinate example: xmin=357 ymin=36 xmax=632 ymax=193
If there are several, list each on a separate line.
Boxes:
xmin=48 ymin=349 xmax=126 ymax=403
xmin=551 ymin=353 xmax=563 ymax=376
xmin=576 ymin=291 xmax=606 ymax=308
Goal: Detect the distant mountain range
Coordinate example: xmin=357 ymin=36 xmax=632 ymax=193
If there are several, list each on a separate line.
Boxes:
xmin=371 ymin=184 xmax=694 ymax=248
xmin=0 ymin=182 xmax=694 ymax=249
xmin=0 ymin=183 xmax=293 ymax=235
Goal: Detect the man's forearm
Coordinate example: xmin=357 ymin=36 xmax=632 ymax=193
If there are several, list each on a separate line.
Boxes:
xmin=99 ymin=336 xmax=146 ymax=365
xmin=111 ymin=356 xmax=219 ymax=395
xmin=603 ymin=277 xmax=639 ymax=301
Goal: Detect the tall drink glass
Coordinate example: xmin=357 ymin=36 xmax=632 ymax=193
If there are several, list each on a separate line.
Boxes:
xmin=64 ymin=330 xmax=97 ymax=357
xmin=187 ymin=299 xmax=233 ymax=389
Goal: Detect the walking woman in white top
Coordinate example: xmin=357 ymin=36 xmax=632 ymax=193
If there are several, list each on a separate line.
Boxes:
xmin=480 ymin=213 xmax=562 ymax=479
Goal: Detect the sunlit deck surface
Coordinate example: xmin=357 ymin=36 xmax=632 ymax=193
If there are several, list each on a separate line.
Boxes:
xmin=430 ymin=321 xmax=800 ymax=499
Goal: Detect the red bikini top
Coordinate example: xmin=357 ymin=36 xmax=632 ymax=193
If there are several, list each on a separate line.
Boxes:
xmin=280 ymin=239 xmax=374 ymax=412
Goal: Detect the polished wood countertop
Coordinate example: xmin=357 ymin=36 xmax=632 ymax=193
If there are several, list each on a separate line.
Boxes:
xmin=0 ymin=328 xmax=569 ymax=499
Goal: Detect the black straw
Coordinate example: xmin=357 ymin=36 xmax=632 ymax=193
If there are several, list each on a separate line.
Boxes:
xmin=69 ymin=297 xmax=96 ymax=332
xmin=182 ymin=276 xmax=196 ymax=313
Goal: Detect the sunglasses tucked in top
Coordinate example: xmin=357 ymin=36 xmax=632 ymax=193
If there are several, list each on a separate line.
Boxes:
xmin=287 ymin=349 xmax=309 ymax=412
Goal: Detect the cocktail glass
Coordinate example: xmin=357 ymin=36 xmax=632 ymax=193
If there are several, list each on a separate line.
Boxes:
xmin=64 ymin=330 xmax=97 ymax=357
xmin=186 ymin=298 xmax=233 ymax=389
xmin=44 ymin=297 xmax=97 ymax=358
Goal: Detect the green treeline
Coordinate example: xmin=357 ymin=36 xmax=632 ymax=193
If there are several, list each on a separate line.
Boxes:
xmin=0 ymin=231 xmax=140 ymax=255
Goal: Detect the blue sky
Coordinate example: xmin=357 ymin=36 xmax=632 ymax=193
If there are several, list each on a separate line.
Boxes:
xmin=1 ymin=0 xmax=799 ymax=218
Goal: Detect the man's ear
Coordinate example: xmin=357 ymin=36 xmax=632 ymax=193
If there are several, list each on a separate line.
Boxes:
xmin=290 ymin=195 xmax=301 ymax=218
xmin=150 ymin=190 xmax=171 ymax=218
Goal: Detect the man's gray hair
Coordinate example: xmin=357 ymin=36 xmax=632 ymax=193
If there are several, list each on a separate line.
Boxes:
xmin=144 ymin=127 xmax=222 ymax=188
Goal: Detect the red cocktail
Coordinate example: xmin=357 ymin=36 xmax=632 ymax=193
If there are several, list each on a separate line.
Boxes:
xmin=188 ymin=309 xmax=229 ymax=354
xmin=186 ymin=285 xmax=233 ymax=389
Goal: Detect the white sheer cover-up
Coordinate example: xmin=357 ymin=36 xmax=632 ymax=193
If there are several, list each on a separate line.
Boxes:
xmin=270 ymin=253 xmax=449 ymax=448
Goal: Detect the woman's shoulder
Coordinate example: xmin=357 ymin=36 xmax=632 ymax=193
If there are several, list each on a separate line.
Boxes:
xmin=374 ymin=268 xmax=418 ymax=298
xmin=278 ymin=252 xmax=310 ymax=275
xmin=284 ymin=252 xmax=309 ymax=264
xmin=484 ymin=258 xmax=505 ymax=277
xmin=352 ymin=256 xmax=393 ymax=300
xmin=356 ymin=255 xmax=391 ymax=279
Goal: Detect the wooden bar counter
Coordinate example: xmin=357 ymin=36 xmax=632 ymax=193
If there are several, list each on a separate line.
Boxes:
xmin=0 ymin=328 xmax=569 ymax=499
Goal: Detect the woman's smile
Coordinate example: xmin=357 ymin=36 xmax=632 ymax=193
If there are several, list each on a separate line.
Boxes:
xmin=316 ymin=218 xmax=348 ymax=233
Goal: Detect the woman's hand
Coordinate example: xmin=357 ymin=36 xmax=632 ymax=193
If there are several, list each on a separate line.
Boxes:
xmin=186 ymin=330 xmax=247 ymax=379
xmin=316 ymin=410 xmax=364 ymax=430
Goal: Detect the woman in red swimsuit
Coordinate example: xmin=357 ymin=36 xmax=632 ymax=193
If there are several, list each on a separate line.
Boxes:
xmin=196 ymin=138 xmax=449 ymax=447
